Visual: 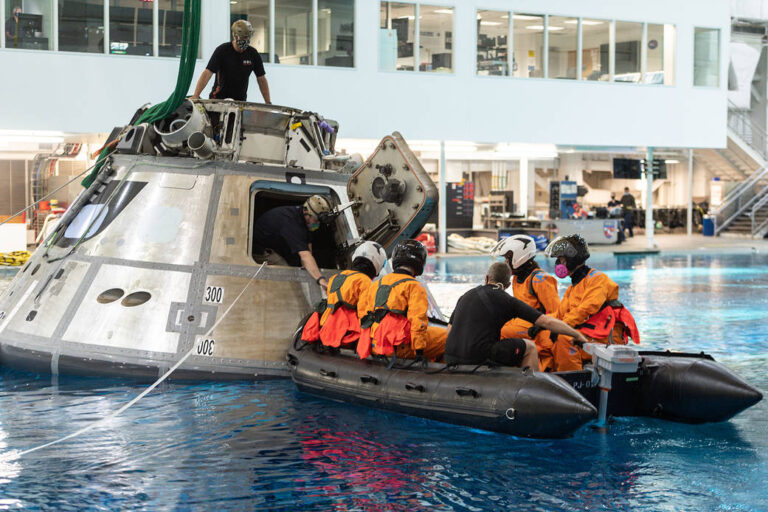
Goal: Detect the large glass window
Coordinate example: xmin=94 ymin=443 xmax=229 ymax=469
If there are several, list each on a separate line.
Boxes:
xmin=477 ymin=10 xmax=508 ymax=76
xmin=275 ymin=0 xmax=312 ymax=65
xmin=614 ymin=21 xmax=642 ymax=83
xmin=58 ymin=0 xmax=103 ymax=53
xmin=5 ymin=0 xmax=53 ymax=50
xmin=318 ymin=0 xmax=354 ymax=67
xmin=109 ymin=0 xmax=153 ymax=56
xmin=231 ymin=0 xmax=270 ymax=59
xmin=694 ymin=27 xmax=720 ymax=87
xmin=512 ymin=14 xmax=544 ymax=78
xmin=380 ymin=2 xmax=414 ymax=71
xmin=645 ymin=23 xmax=675 ymax=85
xmin=158 ymin=0 xmax=185 ymax=57
xmin=547 ymin=16 xmax=577 ymax=80
xmin=581 ymin=19 xmax=609 ymax=81
xmin=419 ymin=5 xmax=452 ymax=72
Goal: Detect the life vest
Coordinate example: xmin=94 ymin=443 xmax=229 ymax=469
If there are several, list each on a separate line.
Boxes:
xmin=576 ymin=300 xmax=640 ymax=345
xmin=527 ymin=269 xmax=545 ymax=313
xmin=319 ymin=271 xmax=364 ymax=348
xmin=300 ymin=299 xmax=327 ymax=343
xmin=357 ymin=275 xmax=417 ymax=359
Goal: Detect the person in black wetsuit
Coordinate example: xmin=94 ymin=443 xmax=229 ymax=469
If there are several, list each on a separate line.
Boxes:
xmin=445 ymin=262 xmax=587 ymax=369
xmin=191 ymin=20 xmax=271 ymax=103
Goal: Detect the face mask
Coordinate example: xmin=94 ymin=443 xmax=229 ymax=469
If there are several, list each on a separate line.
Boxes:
xmin=307 ymin=221 xmax=320 ymax=232
xmin=235 ymin=38 xmax=249 ymax=51
xmin=555 ymin=264 xmax=569 ymax=279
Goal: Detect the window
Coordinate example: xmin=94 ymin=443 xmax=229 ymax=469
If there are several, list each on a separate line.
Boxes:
xmin=694 ymin=27 xmax=719 ymax=87
xmin=477 ymin=10 xmax=508 ymax=76
xmin=58 ymin=0 xmax=104 ymax=53
xmin=109 ymin=0 xmax=153 ymax=56
xmin=548 ymin=16 xmax=577 ymax=80
xmin=275 ymin=0 xmax=312 ymax=65
xmin=158 ymin=0 xmax=185 ymax=57
xmin=581 ymin=19 xmax=609 ymax=81
xmin=4 ymin=1 xmax=53 ymax=50
xmin=419 ymin=5 xmax=452 ymax=73
xmin=645 ymin=23 xmax=675 ymax=85
xmin=231 ymin=0 xmax=270 ymax=59
xmin=317 ymin=0 xmax=354 ymax=67
xmin=380 ymin=2 xmax=415 ymax=71
xmin=614 ymin=21 xmax=642 ymax=83
xmin=512 ymin=13 xmax=544 ymax=78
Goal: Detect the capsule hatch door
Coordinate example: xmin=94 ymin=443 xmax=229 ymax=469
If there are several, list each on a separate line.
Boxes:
xmin=347 ymin=132 xmax=438 ymax=253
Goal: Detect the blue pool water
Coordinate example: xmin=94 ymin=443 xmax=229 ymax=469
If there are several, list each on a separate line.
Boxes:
xmin=0 ymin=251 xmax=767 ymax=510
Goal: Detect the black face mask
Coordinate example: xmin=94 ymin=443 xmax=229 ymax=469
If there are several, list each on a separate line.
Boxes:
xmin=14 ymin=10 xmax=21 ymax=16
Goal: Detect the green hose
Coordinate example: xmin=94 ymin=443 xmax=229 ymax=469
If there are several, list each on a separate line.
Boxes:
xmin=82 ymin=0 xmax=202 ymax=188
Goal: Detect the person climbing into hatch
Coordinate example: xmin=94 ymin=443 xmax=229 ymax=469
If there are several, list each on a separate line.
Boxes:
xmin=492 ymin=234 xmax=561 ymax=372
xmin=444 ymin=262 xmax=587 ymax=369
xmin=252 ymin=195 xmax=333 ymax=289
xmin=191 ymin=20 xmax=271 ymax=103
xmin=357 ymin=239 xmax=447 ymax=362
xmin=300 ymin=241 xmax=387 ymax=348
xmin=545 ymin=234 xmax=640 ymax=371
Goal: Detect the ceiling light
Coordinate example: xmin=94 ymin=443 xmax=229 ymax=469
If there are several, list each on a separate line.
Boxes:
xmin=480 ymin=21 xmax=502 ymax=26
xmin=526 ymin=25 xmax=564 ymax=31
xmin=513 ymin=14 xmax=541 ymax=21
xmin=564 ymin=19 xmax=604 ymax=26
xmin=433 ymin=9 xmax=453 ymax=14
xmin=396 ymin=15 xmax=415 ymax=20
xmin=665 ymin=159 xmax=680 ymax=164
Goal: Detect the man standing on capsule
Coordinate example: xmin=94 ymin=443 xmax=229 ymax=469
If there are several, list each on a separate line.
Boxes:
xmin=191 ymin=20 xmax=271 ymax=103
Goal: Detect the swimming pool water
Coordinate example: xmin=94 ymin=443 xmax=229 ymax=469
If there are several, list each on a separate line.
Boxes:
xmin=0 ymin=252 xmax=766 ymax=510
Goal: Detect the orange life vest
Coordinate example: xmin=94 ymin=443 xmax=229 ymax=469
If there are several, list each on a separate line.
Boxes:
xmin=300 ymin=301 xmax=326 ymax=343
xmin=357 ymin=275 xmax=417 ymax=359
xmin=576 ymin=300 xmax=640 ymax=344
xmin=319 ymin=271 xmax=364 ymax=347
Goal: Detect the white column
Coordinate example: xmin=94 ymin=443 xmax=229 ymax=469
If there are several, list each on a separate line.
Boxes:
xmin=687 ymin=148 xmax=693 ymax=237
xmin=576 ymin=19 xmax=582 ymax=81
xmin=0 ymin=0 xmax=5 ymax=49
xmin=153 ymin=0 xmax=159 ymax=57
xmin=269 ymin=0 xmax=275 ymax=64
xmin=104 ymin=1 xmax=109 ymax=55
xmin=519 ymin=156 xmax=529 ymax=215
xmin=439 ymin=141 xmax=447 ymax=254
xmin=646 ymin=148 xmax=655 ymax=248
xmin=312 ymin=0 xmax=318 ymax=65
xmin=414 ymin=3 xmax=420 ymax=72
xmin=543 ymin=15 xmax=549 ymax=78
xmin=52 ymin=0 xmax=58 ymax=51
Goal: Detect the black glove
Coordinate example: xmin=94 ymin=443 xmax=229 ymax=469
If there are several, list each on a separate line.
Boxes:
xmin=528 ymin=325 xmax=542 ymax=338
xmin=415 ymin=349 xmax=424 ymax=357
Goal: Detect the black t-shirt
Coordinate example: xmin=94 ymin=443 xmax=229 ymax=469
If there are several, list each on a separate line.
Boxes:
xmin=621 ymin=193 xmax=636 ymax=212
xmin=252 ymin=206 xmax=309 ymax=266
xmin=205 ymin=42 xmax=266 ymax=101
xmin=445 ymin=285 xmax=542 ymax=364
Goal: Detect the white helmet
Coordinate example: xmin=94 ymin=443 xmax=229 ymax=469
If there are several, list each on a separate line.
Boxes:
xmin=491 ymin=234 xmax=537 ymax=270
xmin=352 ymin=241 xmax=387 ymax=276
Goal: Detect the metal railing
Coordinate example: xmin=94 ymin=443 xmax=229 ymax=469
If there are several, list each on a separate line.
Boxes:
xmin=728 ymin=100 xmax=768 ymax=161
xmin=750 ymin=193 xmax=768 ymax=236
xmin=713 ymin=165 xmax=768 ymax=235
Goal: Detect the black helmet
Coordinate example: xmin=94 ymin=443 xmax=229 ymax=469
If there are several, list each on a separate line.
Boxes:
xmin=391 ymin=239 xmax=427 ymax=276
xmin=544 ymin=234 xmax=590 ymax=271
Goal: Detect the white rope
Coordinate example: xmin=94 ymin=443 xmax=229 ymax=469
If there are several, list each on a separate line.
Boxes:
xmin=5 ymin=262 xmax=267 ymax=459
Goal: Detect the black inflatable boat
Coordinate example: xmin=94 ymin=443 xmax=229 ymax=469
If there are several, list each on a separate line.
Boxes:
xmin=288 ymin=343 xmax=762 ymax=439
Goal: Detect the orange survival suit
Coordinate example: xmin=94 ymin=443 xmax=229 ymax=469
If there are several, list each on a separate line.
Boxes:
xmin=300 ymin=270 xmax=371 ymax=347
xmin=554 ymin=266 xmax=639 ymax=371
xmin=357 ymin=270 xmax=446 ymax=361
xmin=500 ymin=268 xmax=560 ymax=371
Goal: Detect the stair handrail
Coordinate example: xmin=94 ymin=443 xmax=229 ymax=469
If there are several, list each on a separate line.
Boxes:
xmin=750 ymin=192 xmax=768 ymax=235
xmin=728 ymin=100 xmax=768 ymax=160
xmin=713 ymin=165 xmax=768 ymax=235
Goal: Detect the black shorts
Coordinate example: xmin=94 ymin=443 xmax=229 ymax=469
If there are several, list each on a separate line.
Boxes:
xmin=488 ymin=338 xmax=527 ymax=367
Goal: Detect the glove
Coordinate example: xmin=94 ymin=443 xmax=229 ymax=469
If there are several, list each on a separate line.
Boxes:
xmin=528 ymin=325 xmax=542 ymax=338
xmin=415 ymin=349 xmax=424 ymax=357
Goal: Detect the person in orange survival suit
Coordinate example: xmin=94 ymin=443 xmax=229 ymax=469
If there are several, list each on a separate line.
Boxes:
xmin=492 ymin=234 xmax=561 ymax=371
xmin=357 ymin=239 xmax=446 ymax=362
xmin=300 ymin=241 xmax=386 ymax=347
xmin=544 ymin=234 xmax=640 ymax=371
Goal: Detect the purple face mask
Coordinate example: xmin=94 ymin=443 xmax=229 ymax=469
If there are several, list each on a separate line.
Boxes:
xmin=555 ymin=264 xmax=569 ymax=279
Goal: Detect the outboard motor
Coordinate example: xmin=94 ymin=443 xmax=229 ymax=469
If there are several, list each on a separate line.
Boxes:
xmin=584 ymin=343 xmax=642 ymax=431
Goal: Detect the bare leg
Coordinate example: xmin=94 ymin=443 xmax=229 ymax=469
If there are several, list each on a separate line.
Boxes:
xmin=521 ymin=339 xmax=539 ymax=371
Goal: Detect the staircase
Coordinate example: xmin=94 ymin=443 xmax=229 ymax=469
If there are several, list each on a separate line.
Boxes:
xmin=709 ymin=103 xmax=768 ymax=236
